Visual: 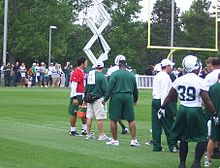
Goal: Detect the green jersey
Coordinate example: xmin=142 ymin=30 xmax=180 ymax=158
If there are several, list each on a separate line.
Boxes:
xmin=209 ymin=82 xmax=220 ymax=117
xmin=104 ymin=69 xmax=138 ymax=102
xmin=85 ymin=71 xmax=108 ymax=98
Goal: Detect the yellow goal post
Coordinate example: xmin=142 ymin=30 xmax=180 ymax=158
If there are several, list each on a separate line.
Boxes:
xmin=147 ymin=0 xmax=219 ymax=55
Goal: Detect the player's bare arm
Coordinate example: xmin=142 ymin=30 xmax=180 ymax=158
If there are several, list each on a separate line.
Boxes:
xmin=161 ymin=87 xmax=177 ymax=109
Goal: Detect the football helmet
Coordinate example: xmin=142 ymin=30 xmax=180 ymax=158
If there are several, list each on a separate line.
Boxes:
xmin=182 ymin=55 xmax=202 ymax=72
xmin=114 ymin=55 xmax=126 ymax=66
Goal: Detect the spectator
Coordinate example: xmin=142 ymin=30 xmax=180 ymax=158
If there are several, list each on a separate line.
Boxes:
xmin=10 ymin=64 xmax=16 ymax=86
xmin=19 ymin=63 xmax=27 ymax=87
xmin=47 ymin=63 xmax=54 ymax=87
xmin=14 ymin=62 xmax=20 ymax=86
xmin=4 ymin=62 xmax=12 ymax=86
xmin=31 ymin=63 xmax=37 ymax=87
xmin=64 ymin=61 xmax=72 ymax=88
xmin=145 ymin=65 xmax=154 ymax=75
xmin=35 ymin=63 xmax=40 ymax=86
xmin=51 ymin=63 xmax=61 ymax=87
xmin=39 ymin=62 xmax=47 ymax=87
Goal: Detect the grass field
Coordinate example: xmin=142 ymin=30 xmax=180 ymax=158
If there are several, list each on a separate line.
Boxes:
xmin=0 ymin=87 xmax=219 ymax=168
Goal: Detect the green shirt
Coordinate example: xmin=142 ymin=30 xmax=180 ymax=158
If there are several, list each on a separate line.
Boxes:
xmin=104 ymin=69 xmax=138 ymax=102
xmin=32 ymin=66 xmax=37 ymax=74
xmin=209 ymin=82 xmax=220 ymax=117
xmin=85 ymin=71 xmax=108 ymax=98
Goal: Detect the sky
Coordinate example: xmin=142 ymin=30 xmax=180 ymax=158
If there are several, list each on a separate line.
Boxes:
xmin=139 ymin=0 xmax=217 ymax=22
xmin=75 ymin=0 xmax=217 ymax=24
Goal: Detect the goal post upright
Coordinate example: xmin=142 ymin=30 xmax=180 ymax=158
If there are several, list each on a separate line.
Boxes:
xmin=147 ymin=0 xmax=219 ymax=54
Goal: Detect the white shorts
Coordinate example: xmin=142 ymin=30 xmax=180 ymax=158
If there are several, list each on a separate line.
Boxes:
xmin=86 ymin=98 xmax=107 ymax=120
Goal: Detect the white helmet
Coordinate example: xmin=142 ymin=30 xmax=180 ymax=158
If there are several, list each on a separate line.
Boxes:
xmin=114 ymin=55 xmax=126 ymax=66
xmin=182 ymin=55 xmax=202 ymax=72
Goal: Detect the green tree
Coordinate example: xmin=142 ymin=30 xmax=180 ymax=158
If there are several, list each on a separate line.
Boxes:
xmin=0 ymin=0 xmax=76 ymax=66
xmin=181 ymin=0 xmax=215 ymax=48
xmin=146 ymin=0 xmax=183 ymax=66
xmin=103 ymin=0 xmax=146 ymax=73
xmin=68 ymin=0 xmax=146 ymax=73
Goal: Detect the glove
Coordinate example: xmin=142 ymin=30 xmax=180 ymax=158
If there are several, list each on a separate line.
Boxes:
xmin=212 ymin=112 xmax=219 ymax=125
xmin=157 ymin=108 xmax=165 ymax=119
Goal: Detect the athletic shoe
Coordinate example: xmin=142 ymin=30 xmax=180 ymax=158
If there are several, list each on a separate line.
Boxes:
xmin=204 ymin=160 xmax=211 ymax=167
xmin=130 ymin=139 xmax=141 ymax=147
xmin=178 ymin=163 xmax=186 ymax=168
xmin=171 ymin=146 xmax=178 ymax=153
xmin=69 ymin=131 xmax=82 ymax=137
xmin=106 ymin=140 xmax=119 ymax=146
xmin=98 ymin=135 xmax=111 ymax=141
xmin=85 ymin=134 xmax=95 ymax=140
xmin=81 ymin=129 xmax=87 ymax=135
xmin=191 ymin=162 xmax=201 ymax=168
xmin=121 ymin=127 xmax=129 ymax=134
xmin=145 ymin=140 xmax=153 ymax=146
xmin=153 ymin=148 xmax=164 ymax=152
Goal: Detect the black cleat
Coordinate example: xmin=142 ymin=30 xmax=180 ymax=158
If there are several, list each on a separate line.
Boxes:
xmin=191 ymin=162 xmax=201 ymax=168
xmin=81 ymin=129 xmax=87 ymax=135
xmin=69 ymin=131 xmax=82 ymax=136
xmin=178 ymin=163 xmax=186 ymax=168
xmin=121 ymin=128 xmax=129 ymax=134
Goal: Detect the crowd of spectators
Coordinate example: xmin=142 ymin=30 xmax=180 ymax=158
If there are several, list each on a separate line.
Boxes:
xmin=0 ymin=61 xmax=73 ymax=88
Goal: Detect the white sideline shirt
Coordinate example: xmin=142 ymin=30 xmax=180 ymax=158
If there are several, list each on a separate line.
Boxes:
xmin=172 ymin=73 xmax=209 ymax=107
xmin=106 ymin=65 xmax=132 ymax=77
xmin=205 ymin=69 xmax=220 ymax=88
xmin=152 ymin=71 xmax=172 ymax=105
xmin=106 ymin=66 xmax=119 ymax=76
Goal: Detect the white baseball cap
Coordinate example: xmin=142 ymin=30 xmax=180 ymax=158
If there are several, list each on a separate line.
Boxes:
xmin=96 ymin=61 xmax=104 ymax=68
xmin=160 ymin=59 xmax=175 ymax=67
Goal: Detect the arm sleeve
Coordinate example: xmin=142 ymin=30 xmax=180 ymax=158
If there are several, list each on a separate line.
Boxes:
xmin=160 ymin=76 xmax=172 ymax=105
xmin=70 ymin=82 xmax=77 ymax=97
xmin=102 ymin=76 xmax=108 ymax=95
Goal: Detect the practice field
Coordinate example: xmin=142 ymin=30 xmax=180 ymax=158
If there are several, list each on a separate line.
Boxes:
xmin=0 ymin=88 xmax=219 ymax=168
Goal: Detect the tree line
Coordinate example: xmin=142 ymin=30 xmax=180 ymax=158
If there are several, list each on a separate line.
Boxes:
xmin=0 ymin=0 xmax=219 ymax=74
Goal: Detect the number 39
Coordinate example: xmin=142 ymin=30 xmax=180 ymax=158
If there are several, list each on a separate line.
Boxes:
xmin=178 ymin=85 xmax=196 ymax=101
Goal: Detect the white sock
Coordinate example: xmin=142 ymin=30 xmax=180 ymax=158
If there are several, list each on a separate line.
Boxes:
xmin=82 ymin=124 xmax=87 ymax=130
xmin=70 ymin=127 xmax=76 ymax=132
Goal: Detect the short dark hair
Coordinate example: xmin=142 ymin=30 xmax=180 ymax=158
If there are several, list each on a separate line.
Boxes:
xmin=119 ymin=60 xmax=127 ymax=67
xmin=206 ymin=57 xmax=215 ymax=64
xmin=77 ymin=57 xmax=87 ymax=66
xmin=212 ymin=57 xmax=220 ymax=66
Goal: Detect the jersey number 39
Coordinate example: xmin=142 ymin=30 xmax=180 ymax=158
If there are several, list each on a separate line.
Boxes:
xmin=178 ymin=85 xmax=196 ymax=101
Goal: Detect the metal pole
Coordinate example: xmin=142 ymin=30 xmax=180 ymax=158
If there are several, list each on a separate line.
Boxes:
xmin=3 ymin=0 xmax=8 ymax=64
xmin=48 ymin=27 xmax=52 ymax=66
xmin=170 ymin=0 xmax=175 ymax=62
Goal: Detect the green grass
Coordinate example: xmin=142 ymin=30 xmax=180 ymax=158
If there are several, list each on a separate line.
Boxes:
xmin=0 ymin=87 xmax=219 ymax=168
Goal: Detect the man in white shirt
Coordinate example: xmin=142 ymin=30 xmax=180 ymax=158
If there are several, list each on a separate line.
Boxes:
xmin=151 ymin=58 xmax=178 ymax=152
xmin=205 ymin=57 xmax=220 ymax=87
